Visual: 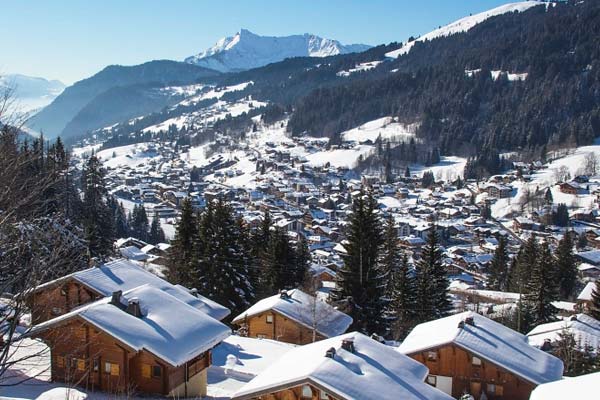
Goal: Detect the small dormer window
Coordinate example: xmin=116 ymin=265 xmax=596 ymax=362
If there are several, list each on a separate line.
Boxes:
xmin=427 ymin=351 xmax=438 ymax=361
xmin=266 ymin=314 xmax=273 ymax=324
xmin=472 ymin=356 xmax=482 ymax=366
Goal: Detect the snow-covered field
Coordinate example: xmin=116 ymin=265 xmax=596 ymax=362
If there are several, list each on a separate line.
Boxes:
xmin=96 ymin=142 xmax=161 ymax=169
xmin=336 ymin=60 xmax=382 ymax=77
xmin=341 ymin=117 xmax=416 ymax=143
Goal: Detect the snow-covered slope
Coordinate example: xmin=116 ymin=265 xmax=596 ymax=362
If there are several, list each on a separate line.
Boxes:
xmin=386 ymin=1 xmax=544 ymax=58
xmin=0 ymin=74 xmax=65 ymax=112
xmin=185 ymin=29 xmax=371 ymax=72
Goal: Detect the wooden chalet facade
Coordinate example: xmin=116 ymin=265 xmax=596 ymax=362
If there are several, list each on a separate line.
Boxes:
xmin=398 ymin=312 xmax=563 ymax=400
xmin=232 ymin=289 xmax=352 ymax=345
xmin=29 ymin=285 xmax=231 ymax=398
xmin=35 ymin=317 xmax=211 ymax=397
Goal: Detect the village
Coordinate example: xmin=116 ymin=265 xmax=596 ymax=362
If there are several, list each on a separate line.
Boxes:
xmin=2 ymin=114 xmax=600 ymax=400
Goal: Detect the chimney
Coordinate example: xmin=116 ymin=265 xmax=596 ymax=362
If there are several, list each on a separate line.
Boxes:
xmin=190 ymin=288 xmax=199 ymax=297
xmin=111 ymin=290 xmax=123 ymax=306
xmin=126 ymin=297 xmax=142 ymax=318
xmin=541 ymin=338 xmax=552 ymax=352
xmin=341 ymin=337 xmax=355 ymax=353
xmin=458 ymin=320 xmax=465 ymax=329
xmin=280 ymin=290 xmax=289 ymax=299
xmin=325 ymin=347 xmax=336 ymax=359
xmin=465 ymin=316 xmax=475 ymax=326
xmin=570 ymin=315 xmax=578 ymax=322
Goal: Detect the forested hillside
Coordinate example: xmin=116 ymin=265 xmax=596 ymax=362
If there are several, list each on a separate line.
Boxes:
xmin=286 ymin=1 xmax=600 ymax=172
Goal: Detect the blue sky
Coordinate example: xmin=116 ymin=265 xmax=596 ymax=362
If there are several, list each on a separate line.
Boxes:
xmin=1 ymin=0 xmax=514 ymax=84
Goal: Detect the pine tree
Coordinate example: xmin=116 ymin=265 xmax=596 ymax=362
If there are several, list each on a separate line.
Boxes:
xmin=524 ymin=240 xmax=559 ymax=324
xmin=332 ymin=189 xmax=386 ymax=335
xmin=293 ymin=236 xmax=311 ymax=288
xmin=81 ymin=154 xmax=114 ymax=258
xmin=510 ymin=236 xmax=538 ymax=293
xmin=167 ymin=198 xmax=197 ymax=285
xmin=556 ymin=232 xmax=577 ymax=299
xmin=108 ymin=198 xmax=129 ymax=238
xmin=414 ymin=224 xmax=451 ymax=322
xmin=148 ymin=215 xmax=166 ymax=245
xmin=391 ymin=252 xmax=416 ymax=339
xmin=196 ymin=199 xmax=254 ymax=316
xmin=261 ymin=226 xmax=297 ymax=294
xmin=544 ymin=187 xmax=554 ymax=205
xmin=589 ymin=280 xmax=600 ymax=320
xmin=488 ymin=236 xmax=509 ymax=291
xmin=379 ymin=215 xmax=400 ymax=334
xmin=131 ymin=204 xmax=150 ymax=242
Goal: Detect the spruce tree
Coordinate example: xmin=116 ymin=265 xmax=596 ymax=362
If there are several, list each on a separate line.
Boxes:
xmin=148 ymin=215 xmax=166 ymax=245
xmin=261 ymin=226 xmax=297 ymax=294
xmin=488 ymin=236 xmax=509 ymax=291
xmin=510 ymin=236 xmax=539 ymax=293
xmin=81 ymin=154 xmax=114 ymax=258
xmin=332 ymin=189 xmax=386 ymax=335
xmin=131 ymin=204 xmax=150 ymax=242
xmin=167 ymin=198 xmax=197 ymax=285
xmin=414 ymin=224 xmax=451 ymax=322
xmin=293 ymin=236 xmax=311 ymax=288
xmin=556 ymin=232 xmax=577 ymax=299
xmin=379 ymin=215 xmax=400 ymax=335
xmin=524 ymin=240 xmax=559 ymax=324
xmin=196 ymin=199 xmax=254 ymax=316
xmin=544 ymin=187 xmax=554 ymax=205
xmin=391 ymin=252 xmax=416 ymax=339
xmin=589 ymin=280 xmax=600 ymax=320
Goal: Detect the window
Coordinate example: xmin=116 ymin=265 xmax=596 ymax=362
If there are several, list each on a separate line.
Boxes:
xmin=152 ymin=365 xmax=162 ymax=378
xmin=141 ymin=364 xmax=151 ymax=379
xmin=427 ymin=375 xmax=437 ymax=386
xmin=93 ymin=358 xmax=99 ymax=372
xmin=427 ymin=351 xmax=438 ymax=361
xmin=488 ymin=384 xmax=503 ymax=396
xmin=104 ymin=362 xmax=120 ymax=376
xmin=76 ymin=359 xmax=86 ymax=372
xmin=319 ymin=390 xmax=329 ymax=400
xmin=472 ymin=356 xmax=482 ymax=366
xmin=266 ymin=314 xmax=274 ymax=324
xmin=301 ymin=385 xmax=312 ymax=399
xmin=51 ymin=307 xmax=62 ymax=315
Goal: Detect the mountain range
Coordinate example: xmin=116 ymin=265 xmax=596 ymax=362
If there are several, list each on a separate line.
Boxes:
xmin=0 ymin=74 xmax=65 ymax=113
xmin=184 ymin=29 xmax=371 ymax=72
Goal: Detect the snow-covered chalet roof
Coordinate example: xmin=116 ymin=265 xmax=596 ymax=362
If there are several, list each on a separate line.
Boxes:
xmin=529 ymin=372 xmax=600 ymax=400
xmin=31 ymin=285 xmax=231 ymax=367
xmin=398 ymin=311 xmax=564 ymax=385
xmin=527 ymin=314 xmax=600 ymax=352
xmin=32 ymin=258 xmax=230 ymax=321
xmin=231 ymin=289 xmax=352 ymax=338
xmin=232 ymin=332 xmax=453 ymax=400
xmin=577 ymin=281 xmax=597 ymax=301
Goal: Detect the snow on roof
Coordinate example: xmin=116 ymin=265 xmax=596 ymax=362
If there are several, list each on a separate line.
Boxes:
xmin=576 ymin=250 xmax=600 ymax=265
xmin=231 ymin=289 xmax=352 ymax=338
xmin=119 ymin=245 xmax=150 ymax=261
xmin=577 ymin=281 xmax=597 ymax=301
xmin=398 ymin=311 xmax=564 ymax=385
xmin=36 ymin=259 xmax=230 ymax=321
xmin=32 ymin=285 xmax=231 ymax=367
xmin=232 ymin=332 xmax=453 ymax=400
xmin=212 ymin=335 xmax=295 ymax=377
xmin=529 ymin=372 xmax=600 ymax=400
xmin=527 ymin=314 xmax=600 ymax=351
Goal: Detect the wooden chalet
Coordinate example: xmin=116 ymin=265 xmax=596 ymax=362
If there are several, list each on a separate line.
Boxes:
xmin=29 ymin=285 xmax=231 ymax=397
xmin=231 ymin=289 xmax=352 ymax=345
xmin=25 ymin=259 xmax=230 ymax=325
xmin=398 ymin=312 xmax=563 ymax=400
xmin=231 ymin=332 xmax=453 ymax=400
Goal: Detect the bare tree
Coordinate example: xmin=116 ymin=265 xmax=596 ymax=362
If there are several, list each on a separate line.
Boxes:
xmin=583 ymin=152 xmax=600 ymax=177
xmin=553 ymin=165 xmax=571 ymax=184
xmin=0 ymin=82 xmax=89 ymax=386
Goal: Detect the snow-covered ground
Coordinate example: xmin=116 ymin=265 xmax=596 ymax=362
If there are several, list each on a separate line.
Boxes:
xmin=96 ymin=142 xmax=161 ymax=169
xmin=341 ymin=117 xmax=416 ymax=143
xmin=336 ymin=60 xmax=382 ymax=77
xmin=491 ymin=142 xmax=600 ymax=219
xmin=386 ymin=2 xmax=544 ymax=58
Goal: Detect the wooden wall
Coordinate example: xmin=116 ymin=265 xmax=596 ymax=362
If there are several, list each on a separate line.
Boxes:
xmin=244 ymin=311 xmax=325 ymax=345
xmin=28 ymin=279 xmax=99 ymax=324
xmin=36 ymin=317 xmax=211 ymax=397
xmin=409 ymin=344 xmax=536 ymax=400
xmin=249 ymin=382 xmax=340 ymax=400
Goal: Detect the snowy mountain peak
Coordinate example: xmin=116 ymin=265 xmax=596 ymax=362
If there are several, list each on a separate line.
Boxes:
xmin=185 ymin=29 xmax=371 ymax=72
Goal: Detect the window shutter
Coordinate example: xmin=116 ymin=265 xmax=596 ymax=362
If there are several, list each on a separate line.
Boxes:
xmin=110 ymin=363 xmax=120 ymax=376
xmin=77 ymin=359 xmax=86 ymax=371
xmin=141 ymin=364 xmax=151 ymax=378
